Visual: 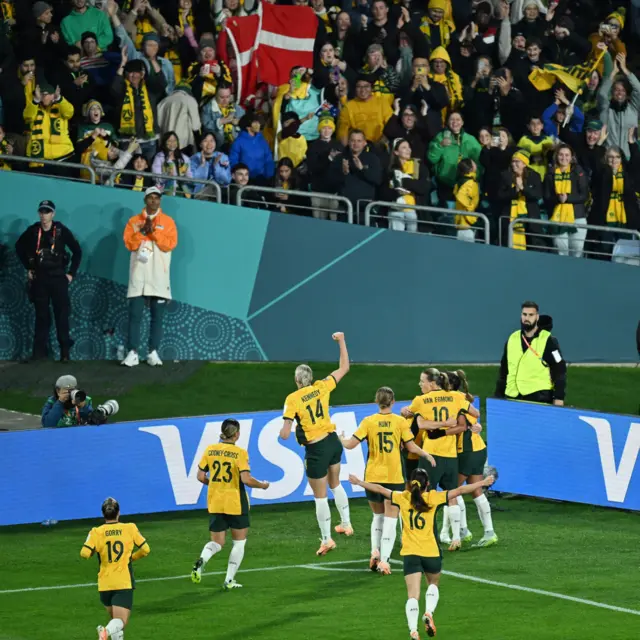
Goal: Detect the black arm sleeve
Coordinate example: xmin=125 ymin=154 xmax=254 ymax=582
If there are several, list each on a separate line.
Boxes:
xmin=542 ymin=336 xmax=567 ymax=401
xmin=494 ymin=340 xmax=509 ymax=397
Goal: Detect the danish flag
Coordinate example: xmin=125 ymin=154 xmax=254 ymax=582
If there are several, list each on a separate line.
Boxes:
xmin=217 ymin=3 xmax=318 ymax=103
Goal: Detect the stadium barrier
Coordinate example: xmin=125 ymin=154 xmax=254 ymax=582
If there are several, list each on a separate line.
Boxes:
xmin=3 ymin=154 xmax=96 ymax=184
xmin=364 ymin=202 xmax=491 ymax=244
xmin=507 ymin=217 xmax=640 ymax=261
xmin=235 ymin=185 xmax=354 ymax=224
xmin=0 ymin=398 xmax=477 ymax=526
xmin=487 ymin=399 xmax=640 ymax=511
xmin=101 ymin=168 xmax=223 ymax=203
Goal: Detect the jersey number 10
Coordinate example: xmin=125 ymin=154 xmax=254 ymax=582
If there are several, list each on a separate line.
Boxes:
xmin=305 ymin=399 xmax=325 ymax=424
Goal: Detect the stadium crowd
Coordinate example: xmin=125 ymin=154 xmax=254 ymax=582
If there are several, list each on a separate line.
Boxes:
xmin=1 ymin=0 xmax=640 ymax=254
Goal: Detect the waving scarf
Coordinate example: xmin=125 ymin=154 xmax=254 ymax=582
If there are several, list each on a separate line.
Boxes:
xmin=120 ymin=81 xmax=154 ymax=138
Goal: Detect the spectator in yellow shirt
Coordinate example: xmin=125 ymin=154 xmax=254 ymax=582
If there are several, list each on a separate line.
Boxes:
xmin=454 ymin=158 xmax=481 ymax=243
xmin=337 ymin=76 xmax=393 ymax=146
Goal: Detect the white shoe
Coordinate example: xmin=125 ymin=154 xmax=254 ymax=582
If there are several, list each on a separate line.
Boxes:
xmin=121 ymin=350 xmax=139 ymax=367
xmin=440 ymin=533 xmax=452 ymax=545
xmin=146 ymin=350 xmax=163 ymax=367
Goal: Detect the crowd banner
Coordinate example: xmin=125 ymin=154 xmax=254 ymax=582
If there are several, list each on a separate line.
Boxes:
xmin=4 ymin=400 xmax=486 ymax=526
xmin=487 ymin=399 xmax=640 ymax=511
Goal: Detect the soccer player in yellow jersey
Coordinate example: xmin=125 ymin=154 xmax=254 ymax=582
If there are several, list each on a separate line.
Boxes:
xmin=80 ymin=497 xmax=150 ymax=640
xmin=402 ymin=368 xmax=480 ymax=552
xmin=340 ymin=386 xmax=435 ymax=574
xmin=350 ymin=469 xmax=495 ymax=640
xmin=280 ymin=331 xmax=351 ymax=556
xmin=191 ymin=418 xmax=269 ymax=589
xmin=445 ymin=370 xmax=498 ymax=548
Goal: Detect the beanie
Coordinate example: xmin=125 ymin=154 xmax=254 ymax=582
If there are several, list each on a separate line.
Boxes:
xmin=428 ymin=0 xmax=447 ymax=11
xmin=33 ymin=1 xmax=53 ymax=19
xmin=318 ymin=114 xmax=336 ymax=132
xmin=513 ymin=149 xmax=531 ymax=166
xmin=83 ymin=99 xmax=104 ymax=118
xmin=607 ymin=7 xmax=626 ymax=29
xmin=142 ymin=32 xmax=161 ymax=44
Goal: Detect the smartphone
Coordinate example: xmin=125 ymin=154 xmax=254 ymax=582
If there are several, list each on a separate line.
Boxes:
xmin=416 ymin=66 xmax=427 ymax=76
xmin=203 ymin=63 xmax=211 ymax=74
xmin=478 ymin=60 xmax=487 ymax=72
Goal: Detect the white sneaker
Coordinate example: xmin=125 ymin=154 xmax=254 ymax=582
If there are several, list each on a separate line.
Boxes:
xmin=146 ymin=350 xmax=163 ymax=367
xmin=121 ymin=350 xmax=139 ymax=367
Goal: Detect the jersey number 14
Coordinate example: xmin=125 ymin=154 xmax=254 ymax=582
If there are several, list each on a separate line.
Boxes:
xmin=305 ymin=399 xmax=325 ymax=424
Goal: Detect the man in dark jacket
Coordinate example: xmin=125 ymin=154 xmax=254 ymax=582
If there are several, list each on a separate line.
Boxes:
xmin=15 ymin=200 xmax=82 ymax=362
xmin=330 ymin=129 xmax=383 ymax=218
xmin=495 ymin=301 xmax=566 ymax=406
xmin=543 ymin=16 xmax=591 ymax=67
xmin=111 ymin=57 xmax=166 ymax=161
xmin=52 ymin=46 xmax=94 ymax=120
xmin=400 ymin=57 xmax=449 ymax=120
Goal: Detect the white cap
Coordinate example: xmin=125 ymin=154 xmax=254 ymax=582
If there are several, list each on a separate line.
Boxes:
xmin=55 ymin=374 xmax=77 ymax=389
xmin=144 ymin=186 xmax=162 ymax=198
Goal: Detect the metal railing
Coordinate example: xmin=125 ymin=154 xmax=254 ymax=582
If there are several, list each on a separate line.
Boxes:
xmin=507 ymin=218 xmax=640 ymax=260
xmin=100 ymin=168 xmax=223 ymax=202
xmin=364 ymin=202 xmax=491 ymax=244
xmin=236 ymin=186 xmax=354 ymax=224
xmin=2 ymin=154 xmax=96 ymax=184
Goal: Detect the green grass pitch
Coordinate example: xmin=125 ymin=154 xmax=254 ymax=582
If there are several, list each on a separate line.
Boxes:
xmin=1 ymin=363 xmax=639 ymax=639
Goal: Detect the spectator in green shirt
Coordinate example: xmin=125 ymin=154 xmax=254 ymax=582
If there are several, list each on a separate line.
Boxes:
xmin=61 ymin=0 xmax=113 ymax=51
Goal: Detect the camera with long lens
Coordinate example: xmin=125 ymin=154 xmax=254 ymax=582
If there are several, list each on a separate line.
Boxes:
xmin=85 ymin=400 xmax=120 ymax=426
xmin=69 ymin=389 xmax=87 ymax=404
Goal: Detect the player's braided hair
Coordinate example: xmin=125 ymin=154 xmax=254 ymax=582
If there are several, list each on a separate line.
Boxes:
xmin=409 ymin=469 xmax=432 ymax=513
xmin=101 ymin=497 xmax=120 ymax=520
xmin=447 ymin=370 xmax=474 ymax=403
xmin=221 ymin=418 xmax=240 ymax=440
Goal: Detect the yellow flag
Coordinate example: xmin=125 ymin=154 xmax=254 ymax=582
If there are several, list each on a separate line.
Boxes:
xmin=528 ymin=62 xmax=593 ymax=93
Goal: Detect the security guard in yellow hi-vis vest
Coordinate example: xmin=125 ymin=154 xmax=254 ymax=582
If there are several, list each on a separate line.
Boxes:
xmin=495 ymin=301 xmax=566 ymax=406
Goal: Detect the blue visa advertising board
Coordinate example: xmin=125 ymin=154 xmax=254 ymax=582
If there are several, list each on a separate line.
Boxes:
xmin=487 ymin=399 xmax=640 ymax=511
xmin=2 ymin=400 xmax=426 ymax=526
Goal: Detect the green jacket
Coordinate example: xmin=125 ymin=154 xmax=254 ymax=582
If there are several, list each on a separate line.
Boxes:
xmin=427 ymin=130 xmax=482 ymax=188
xmin=61 ymin=7 xmax=114 ymax=51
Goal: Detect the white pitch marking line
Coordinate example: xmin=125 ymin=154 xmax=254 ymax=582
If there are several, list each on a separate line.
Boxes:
xmin=2 ymin=558 xmax=640 ymax=617
xmin=0 ymin=559 xmax=368 ymax=595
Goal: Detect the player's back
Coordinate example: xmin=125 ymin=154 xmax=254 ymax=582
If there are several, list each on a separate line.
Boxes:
xmin=85 ymin=522 xmax=145 ymax=591
xmin=356 ymin=413 xmax=413 ymax=483
xmin=199 ymin=442 xmax=250 ymax=516
xmin=284 ymin=376 xmax=337 ymax=445
xmin=391 ymin=489 xmax=448 ymax=557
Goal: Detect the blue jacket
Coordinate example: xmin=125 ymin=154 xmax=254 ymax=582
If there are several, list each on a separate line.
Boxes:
xmin=190 ymin=151 xmax=232 ymax=189
xmin=42 ymin=396 xmax=93 ymax=428
xmin=229 ymin=131 xmax=275 ymax=179
xmin=542 ymin=102 xmax=584 ymax=138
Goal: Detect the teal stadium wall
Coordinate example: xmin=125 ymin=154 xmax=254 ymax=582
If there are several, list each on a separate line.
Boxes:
xmin=1 ymin=172 xmax=639 ymax=363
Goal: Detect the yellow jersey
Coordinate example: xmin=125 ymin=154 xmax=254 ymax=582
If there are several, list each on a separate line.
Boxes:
xmin=198 ymin=443 xmax=251 ymax=515
xmin=354 ymin=413 xmax=414 ymax=483
xmin=407 ymin=425 xmax=426 ymax=461
xmin=391 ymin=489 xmax=448 ymax=557
xmin=82 ymin=522 xmax=146 ymax=591
xmin=454 ymin=399 xmax=486 ymax=454
xmin=408 ymin=391 xmax=470 ymax=458
xmin=283 ymin=376 xmax=337 ymax=445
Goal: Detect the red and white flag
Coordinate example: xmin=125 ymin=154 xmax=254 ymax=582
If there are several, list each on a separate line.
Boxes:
xmin=217 ymin=3 xmax=318 ymax=103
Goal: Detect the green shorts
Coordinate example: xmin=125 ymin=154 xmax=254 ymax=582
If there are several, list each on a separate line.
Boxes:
xmin=419 ymin=455 xmax=458 ymax=491
xmin=458 ymin=448 xmax=487 ymax=478
xmin=209 ymin=513 xmax=250 ymax=532
xmin=99 ymin=589 xmax=133 ymax=610
xmin=365 ymin=482 xmax=406 ymax=503
xmin=403 ymin=555 xmax=442 ymax=576
xmin=305 ymin=432 xmax=343 ymax=479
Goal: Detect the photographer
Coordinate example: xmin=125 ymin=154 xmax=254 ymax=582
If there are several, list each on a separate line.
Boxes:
xmin=15 ymin=200 xmax=82 ymax=362
xmin=42 ymin=375 xmax=93 ymax=428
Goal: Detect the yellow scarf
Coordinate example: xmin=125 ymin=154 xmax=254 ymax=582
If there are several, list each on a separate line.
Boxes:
xmin=606 ymin=169 xmax=626 ymax=225
xmin=420 ymin=17 xmax=455 ymax=48
xmin=188 ymin=61 xmax=232 ymax=103
xmin=1 ymin=1 xmax=14 ymax=21
xmin=20 ymin=70 xmax=35 ymax=108
xmin=510 ymin=184 xmax=528 ymax=251
xmin=134 ymin=16 xmax=156 ymax=50
xmin=399 ymin=159 xmax=417 ymax=206
xmin=28 ymin=104 xmax=64 ymax=159
xmin=220 ymin=105 xmax=235 ymax=143
xmin=120 ymin=80 xmax=154 ymax=137
xmin=166 ymin=47 xmax=183 ymax=84
xmin=551 ymin=168 xmax=575 ymax=224
xmin=133 ymin=175 xmax=145 ymax=191
xmin=0 ymin=139 xmax=11 ymax=171
xmin=361 ymin=65 xmax=392 ymax=96
xmin=429 ymin=70 xmax=463 ymax=123
xmin=178 ymin=11 xmax=195 ymax=32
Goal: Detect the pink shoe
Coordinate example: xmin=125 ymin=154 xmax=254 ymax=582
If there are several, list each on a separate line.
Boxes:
xmin=316 ymin=539 xmax=337 ymax=556
xmin=377 ymin=560 xmax=392 ymax=575
xmin=369 ymin=550 xmax=380 ymax=572
xmin=334 ymin=523 xmax=354 ymax=536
